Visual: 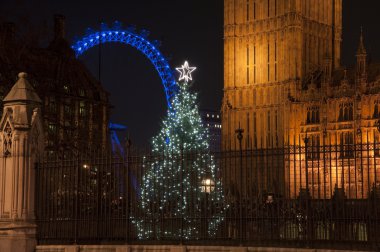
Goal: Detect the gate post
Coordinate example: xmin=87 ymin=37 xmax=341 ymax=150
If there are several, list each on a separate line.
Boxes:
xmin=0 ymin=72 xmax=44 ymax=252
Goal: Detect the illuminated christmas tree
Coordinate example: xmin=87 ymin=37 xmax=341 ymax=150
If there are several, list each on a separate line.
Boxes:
xmin=133 ymin=61 xmax=226 ymax=239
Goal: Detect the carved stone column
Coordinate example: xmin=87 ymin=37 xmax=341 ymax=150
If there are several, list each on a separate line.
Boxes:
xmin=0 ymin=72 xmax=44 ymax=252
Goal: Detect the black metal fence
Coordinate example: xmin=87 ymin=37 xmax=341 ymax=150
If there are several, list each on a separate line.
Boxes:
xmin=36 ymin=144 xmax=380 ymax=250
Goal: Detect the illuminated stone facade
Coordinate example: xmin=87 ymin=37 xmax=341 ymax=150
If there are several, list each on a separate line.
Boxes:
xmin=222 ymin=0 xmax=380 ymax=199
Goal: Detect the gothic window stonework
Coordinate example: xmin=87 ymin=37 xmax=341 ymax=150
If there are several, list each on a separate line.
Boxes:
xmin=3 ymin=122 xmax=12 ymax=156
xmin=307 ymin=134 xmax=320 ymax=160
xmin=306 ymin=106 xmax=320 ymax=124
xmin=340 ymin=132 xmax=354 ymax=158
xmin=338 ymin=103 xmax=353 ymax=122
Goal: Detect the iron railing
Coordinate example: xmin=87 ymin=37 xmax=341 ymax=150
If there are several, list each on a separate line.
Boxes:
xmin=35 ymin=143 xmax=380 ymax=250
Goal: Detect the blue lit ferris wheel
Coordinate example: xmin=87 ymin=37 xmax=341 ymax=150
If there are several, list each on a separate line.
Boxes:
xmin=71 ymin=21 xmax=177 ymax=107
xmin=71 ymin=22 xmax=178 ymax=193
xmin=72 ymin=22 xmax=178 ymax=156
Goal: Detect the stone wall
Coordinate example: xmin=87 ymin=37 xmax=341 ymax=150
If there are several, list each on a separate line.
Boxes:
xmin=35 ymin=245 xmax=372 ymax=252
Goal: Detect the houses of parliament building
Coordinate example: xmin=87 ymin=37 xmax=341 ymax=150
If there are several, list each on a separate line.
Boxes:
xmin=222 ymin=0 xmax=380 ymax=199
xmin=0 ymin=16 xmax=110 ymax=152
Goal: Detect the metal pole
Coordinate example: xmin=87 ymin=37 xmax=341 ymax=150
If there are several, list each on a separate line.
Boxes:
xmin=303 ymin=134 xmax=310 ymax=244
xmin=34 ymin=160 xmax=40 ymax=243
xmin=235 ymin=123 xmax=244 ymax=245
xmin=125 ymin=138 xmax=131 ymax=243
xmin=180 ymin=139 xmax=184 ymax=244
xmin=375 ymin=121 xmax=380 ymax=246
xmin=74 ymin=151 xmax=79 ymax=244
xmin=304 ymin=133 xmax=309 ymax=194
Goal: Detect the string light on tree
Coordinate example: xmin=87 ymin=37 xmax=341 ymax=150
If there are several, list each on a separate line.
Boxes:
xmin=131 ymin=61 xmax=226 ymax=240
xmin=176 ymin=61 xmax=197 ymax=83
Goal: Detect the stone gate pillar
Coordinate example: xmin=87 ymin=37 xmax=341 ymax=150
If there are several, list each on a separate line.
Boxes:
xmin=0 ymin=72 xmax=44 ymax=252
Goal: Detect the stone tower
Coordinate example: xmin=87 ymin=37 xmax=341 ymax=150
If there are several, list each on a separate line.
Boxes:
xmin=0 ymin=73 xmax=44 ymax=251
xmin=222 ymin=0 xmax=342 ymax=150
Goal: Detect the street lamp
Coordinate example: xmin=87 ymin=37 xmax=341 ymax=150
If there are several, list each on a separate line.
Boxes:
xmin=357 ymin=127 xmax=362 ymax=136
xmin=201 ymin=178 xmax=215 ymax=194
xmin=235 ymin=124 xmax=244 ymax=149
xmin=266 ymin=193 xmax=274 ymax=204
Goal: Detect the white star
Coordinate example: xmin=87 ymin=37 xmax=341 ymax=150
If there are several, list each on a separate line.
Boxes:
xmin=176 ymin=61 xmax=196 ymax=83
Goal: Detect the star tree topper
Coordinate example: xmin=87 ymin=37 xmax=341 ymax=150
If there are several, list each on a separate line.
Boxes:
xmin=176 ymin=61 xmax=196 ymax=83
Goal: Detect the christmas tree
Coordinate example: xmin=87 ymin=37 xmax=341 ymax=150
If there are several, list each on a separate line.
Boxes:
xmin=132 ymin=62 xmax=226 ymax=239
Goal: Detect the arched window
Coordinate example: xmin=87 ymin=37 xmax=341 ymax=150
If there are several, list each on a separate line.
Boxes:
xmin=339 ymin=106 xmax=343 ymax=121
xmin=339 ymin=103 xmax=354 ymax=122
xmin=340 ymin=132 xmax=354 ymax=158
xmin=311 ymin=110 xmax=316 ymax=123
xmin=349 ymin=106 xmax=353 ymax=120
xmin=306 ymin=106 xmax=320 ymax=124
xmin=374 ymin=102 xmax=379 ymax=119
xmin=344 ymin=107 xmax=349 ymax=121
xmin=316 ymin=110 xmax=320 ymax=123
xmin=307 ymin=134 xmax=320 ymax=160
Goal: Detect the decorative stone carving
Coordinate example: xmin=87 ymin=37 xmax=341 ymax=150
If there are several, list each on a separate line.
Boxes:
xmin=3 ymin=122 xmax=12 ymax=157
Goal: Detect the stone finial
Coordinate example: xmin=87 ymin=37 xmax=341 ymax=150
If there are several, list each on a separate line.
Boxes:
xmin=18 ymin=72 xmax=28 ymax=79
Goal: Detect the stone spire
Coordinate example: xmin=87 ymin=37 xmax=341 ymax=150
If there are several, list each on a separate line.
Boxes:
xmin=356 ymin=27 xmax=367 ymax=77
xmin=0 ymin=72 xmax=44 ymax=252
xmin=3 ymin=72 xmax=41 ymax=104
xmin=357 ymin=27 xmax=367 ymax=55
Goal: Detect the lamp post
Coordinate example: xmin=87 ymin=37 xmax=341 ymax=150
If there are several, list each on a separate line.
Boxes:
xmin=235 ymin=123 xmax=244 ymax=244
xmin=303 ymin=133 xmax=309 ymax=194
xmin=376 ymin=120 xmax=380 ymax=197
xmin=201 ymin=178 xmax=214 ymax=239
xmin=375 ymin=119 xmax=380 ymax=164
xmin=323 ymin=128 xmax=327 ymax=199
xmin=303 ymin=133 xmax=311 ymax=244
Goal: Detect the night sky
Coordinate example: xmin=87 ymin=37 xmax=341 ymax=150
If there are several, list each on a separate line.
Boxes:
xmin=1 ymin=1 xmax=380 ymax=146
